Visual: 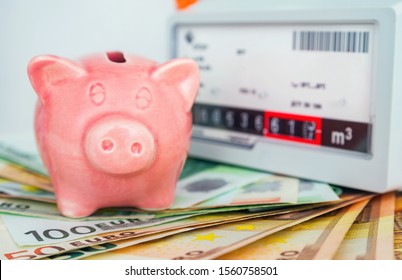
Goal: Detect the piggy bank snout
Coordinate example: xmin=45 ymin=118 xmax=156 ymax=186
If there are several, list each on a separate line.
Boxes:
xmin=84 ymin=117 xmax=156 ymax=175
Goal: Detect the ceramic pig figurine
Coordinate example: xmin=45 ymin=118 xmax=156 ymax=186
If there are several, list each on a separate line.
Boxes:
xmin=28 ymin=52 xmax=199 ymax=218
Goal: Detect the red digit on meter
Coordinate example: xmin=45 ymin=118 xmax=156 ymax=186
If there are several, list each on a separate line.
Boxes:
xmin=264 ymin=111 xmax=322 ymax=145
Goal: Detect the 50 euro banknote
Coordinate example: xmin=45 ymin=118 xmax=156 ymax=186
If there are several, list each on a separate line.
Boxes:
xmin=0 ymin=206 xmax=313 ymax=260
xmin=83 ymin=193 xmax=373 ymax=260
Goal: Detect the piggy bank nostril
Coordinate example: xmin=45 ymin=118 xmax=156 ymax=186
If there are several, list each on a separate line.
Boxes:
xmin=100 ymin=139 xmax=114 ymax=152
xmin=131 ymin=142 xmax=142 ymax=155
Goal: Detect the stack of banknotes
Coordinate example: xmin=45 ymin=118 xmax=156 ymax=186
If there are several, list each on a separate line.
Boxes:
xmin=0 ymin=140 xmax=400 ymax=260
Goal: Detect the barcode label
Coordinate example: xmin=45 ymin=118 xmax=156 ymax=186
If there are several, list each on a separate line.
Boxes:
xmin=292 ymin=31 xmax=369 ymax=53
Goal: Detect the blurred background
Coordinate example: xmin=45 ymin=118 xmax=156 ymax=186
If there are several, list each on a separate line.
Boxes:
xmin=0 ymin=0 xmax=180 ymax=148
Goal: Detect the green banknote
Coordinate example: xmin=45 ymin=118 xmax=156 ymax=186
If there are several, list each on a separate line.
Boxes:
xmin=0 ymin=140 xmax=47 ymax=176
xmin=0 ymin=178 xmax=55 ymax=203
xmin=0 ymin=212 xmax=198 ymax=246
xmin=84 ymin=194 xmax=371 ymax=260
xmin=0 ymin=177 xmax=340 ymax=221
xmin=0 ymin=210 xmax=295 ymax=260
xmin=171 ymin=165 xmax=271 ymax=209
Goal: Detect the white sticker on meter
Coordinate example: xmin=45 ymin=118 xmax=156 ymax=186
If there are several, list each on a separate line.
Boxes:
xmin=175 ymin=24 xmax=374 ymax=153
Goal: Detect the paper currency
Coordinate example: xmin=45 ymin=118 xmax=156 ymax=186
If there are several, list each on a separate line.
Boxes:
xmin=0 ymin=213 xmax=197 ymax=246
xmin=0 ymin=158 xmax=52 ymax=192
xmin=0 ymin=158 xmax=302 ymax=215
xmin=296 ymin=181 xmax=340 ymax=204
xmin=0 ymin=196 xmax=289 ymax=221
xmin=217 ymin=199 xmax=369 ymax=260
xmin=0 ymin=157 xmax=340 ymax=219
xmin=0 ymin=188 xmax=347 ymax=249
xmin=43 ymin=229 xmax=194 ymax=260
xmin=0 ymin=174 xmax=299 ymax=209
xmin=0 ymin=216 xmax=187 ymax=260
xmin=0 ymin=197 xmax=156 ymax=221
xmin=0 ymin=215 xmax=177 ymax=260
xmin=172 ymin=165 xmax=269 ymax=208
xmin=0 ymin=146 xmax=340 ymax=221
xmin=0 ymin=140 xmax=47 ymax=176
xmin=178 ymin=157 xmax=220 ymax=179
xmin=194 ymin=175 xmax=299 ymax=208
xmin=52 ymin=192 xmax=365 ymax=260
xmin=0 ymin=154 xmax=220 ymax=195
xmin=43 ymin=209 xmax=297 ymax=260
xmin=84 ymin=194 xmax=372 ymax=260
xmin=333 ymin=192 xmax=395 ymax=260
xmin=2 ymin=142 xmax=393 ymax=261
xmin=394 ymin=192 xmax=402 ymax=260
xmin=0 ymin=179 xmax=55 ymax=203
xmin=244 ymin=180 xmax=340 ymax=212
xmin=0 ymin=176 xmax=340 ymax=221
xmin=145 ymin=179 xmax=342 ymax=217
xmin=0 ymin=210 xmax=293 ymax=260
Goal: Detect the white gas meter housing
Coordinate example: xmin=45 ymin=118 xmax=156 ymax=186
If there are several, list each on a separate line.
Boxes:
xmin=169 ymin=0 xmax=402 ymax=193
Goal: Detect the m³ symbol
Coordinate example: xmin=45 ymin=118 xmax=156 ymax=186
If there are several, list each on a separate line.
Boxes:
xmin=331 ymin=127 xmax=353 ymax=145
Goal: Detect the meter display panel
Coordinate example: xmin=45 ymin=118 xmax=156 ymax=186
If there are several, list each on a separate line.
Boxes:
xmin=174 ymin=24 xmax=375 ymax=153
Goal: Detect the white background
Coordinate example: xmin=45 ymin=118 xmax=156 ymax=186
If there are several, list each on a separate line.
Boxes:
xmin=2 ymin=260 xmax=400 ymax=279
xmin=0 ymin=0 xmax=176 ymax=148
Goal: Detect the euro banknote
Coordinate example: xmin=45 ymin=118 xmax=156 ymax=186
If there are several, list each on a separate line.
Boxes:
xmin=333 ymin=192 xmax=395 ymax=260
xmin=0 ymin=159 xmax=304 ymax=213
xmin=0 ymin=174 xmax=301 ymax=210
xmin=0 ymin=159 xmax=340 ymax=220
xmin=171 ymin=165 xmax=276 ymax=209
xmin=193 ymin=175 xmax=299 ymax=208
xmin=0 ymin=188 xmax=346 ymax=248
xmin=42 ymin=209 xmax=307 ymax=260
xmin=0 ymin=212 xmax=196 ymax=246
xmin=0 ymin=159 xmax=52 ymax=192
xmin=84 ymin=193 xmax=372 ymax=260
xmin=0 ymin=208 xmax=306 ymax=260
xmin=54 ymin=191 xmax=367 ymax=260
xmin=141 ymin=180 xmax=342 ymax=218
xmin=0 ymin=140 xmax=47 ymax=176
xmin=0 ymin=155 xmax=220 ymax=194
xmin=0 ymin=179 xmax=55 ymax=203
xmin=393 ymin=192 xmax=402 ymax=259
xmin=217 ymin=199 xmax=369 ymax=260
xmin=0 ymin=197 xmax=156 ymax=221
xmin=0 ymin=175 xmax=341 ymax=222
xmin=2 ymin=142 xmax=390 ymax=261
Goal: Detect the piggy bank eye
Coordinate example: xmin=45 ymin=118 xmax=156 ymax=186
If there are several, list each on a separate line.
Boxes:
xmin=136 ymin=87 xmax=152 ymax=109
xmin=89 ymin=83 xmax=106 ymax=106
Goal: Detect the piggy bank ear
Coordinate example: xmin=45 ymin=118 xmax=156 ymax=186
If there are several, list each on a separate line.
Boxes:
xmin=27 ymin=55 xmax=86 ymax=103
xmin=151 ymin=58 xmax=199 ymax=112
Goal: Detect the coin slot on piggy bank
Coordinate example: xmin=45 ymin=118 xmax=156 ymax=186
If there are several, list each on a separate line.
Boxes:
xmin=106 ymin=51 xmax=126 ymax=63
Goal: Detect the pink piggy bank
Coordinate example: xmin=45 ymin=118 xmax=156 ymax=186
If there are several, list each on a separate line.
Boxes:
xmin=28 ymin=51 xmax=199 ymax=218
